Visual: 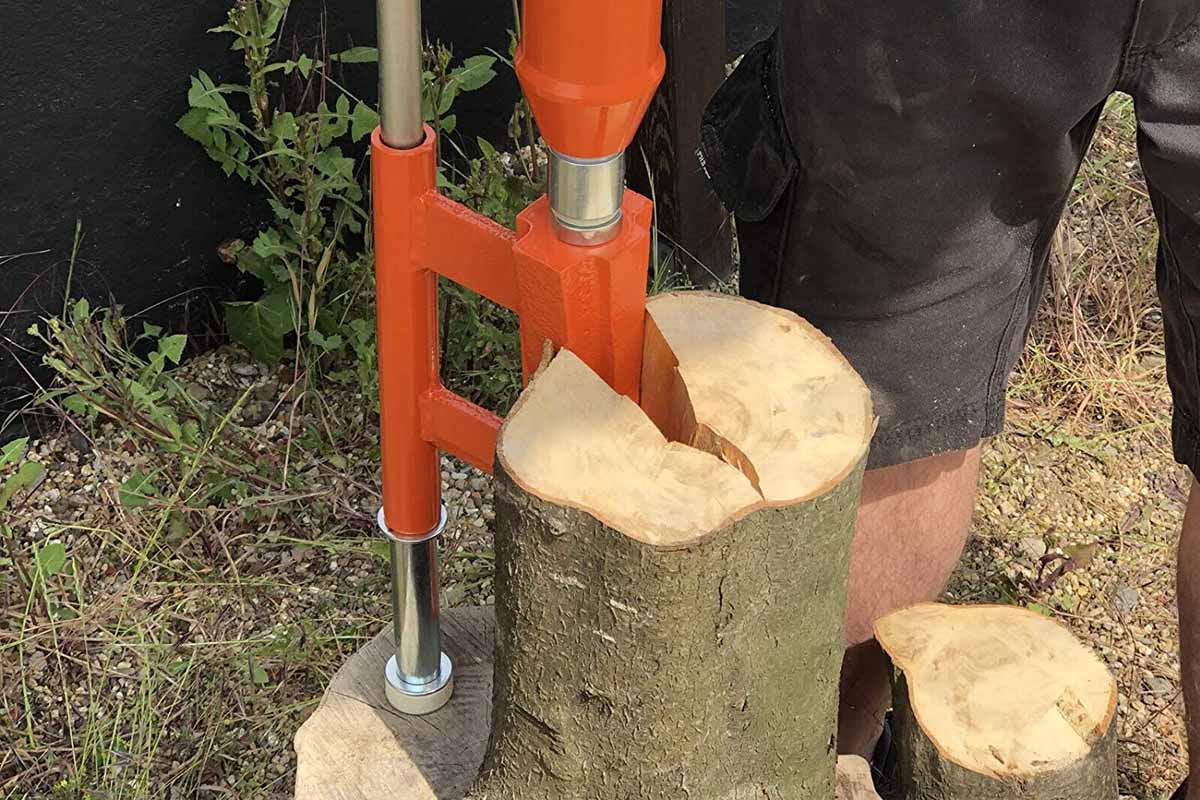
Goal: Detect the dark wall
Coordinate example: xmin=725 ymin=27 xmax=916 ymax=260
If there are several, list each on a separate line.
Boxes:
xmin=1 ymin=1 xmax=776 ymax=409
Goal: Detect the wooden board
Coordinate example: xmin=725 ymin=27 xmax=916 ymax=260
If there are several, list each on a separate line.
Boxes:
xmin=628 ymin=0 xmax=734 ymax=286
xmin=294 ymin=605 xmax=878 ymax=800
xmin=293 ymin=607 xmax=494 ymax=800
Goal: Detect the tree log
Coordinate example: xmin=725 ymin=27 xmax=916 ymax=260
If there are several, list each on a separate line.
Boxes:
xmin=875 ymin=603 xmax=1119 ymax=800
xmin=468 ymin=291 xmax=875 ymax=800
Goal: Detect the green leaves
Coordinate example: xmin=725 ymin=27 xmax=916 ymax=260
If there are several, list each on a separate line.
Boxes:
xmin=0 ymin=437 xmax=29 ymax=469
xmin=158 ymin=334 xmax=187 ymax=365
xmin=225 ymin=288 xmax=296 ymax=364
xmin=34 ymin=541 xmax=67 ymax=580
xmin=351 ymin=102 xmax=380 ymax=143
xmin=0 ymin=457 xmax=45 ymax=512
xmin=422 ymin=50 xmax=496 ymax=138
xmin=1 ymin=438 xmax=45 ymax=513
xmin=455 ymin=55 xmax=498 ymax=92
xmin=248 ymin=657 xmax=271 ymax=686
xmin=177 ymin=70 xmax=256 ymax=181
xmin=119 ymin=470 xmax=161 ymax=508
xmin=333 ymin=46 xmax=378 ymax=64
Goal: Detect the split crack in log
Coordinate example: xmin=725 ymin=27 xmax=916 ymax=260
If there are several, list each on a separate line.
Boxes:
xmin=470 ymin=291 xmax=876 ymax=800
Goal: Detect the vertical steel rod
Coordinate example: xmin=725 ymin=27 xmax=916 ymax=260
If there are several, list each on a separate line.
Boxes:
xmin=375 ymin=0 xmax=453 ymax=715
xmin=376 ymin=0 xmax=425 ymax=148
xmin=390 ymin=534 xmax=441 ymax=683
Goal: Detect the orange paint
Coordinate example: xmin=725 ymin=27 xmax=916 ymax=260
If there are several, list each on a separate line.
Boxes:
xmin=372 ymin=130 xmax=653 ymax=540
xmin=516 ymin=0 xmax=665 ymax=159
xmin=374 ymin=0 xmax=663 ymax=539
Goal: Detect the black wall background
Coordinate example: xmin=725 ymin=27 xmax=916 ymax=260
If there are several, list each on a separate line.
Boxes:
xmin=0 ymin=1 xmax=778 ymax=411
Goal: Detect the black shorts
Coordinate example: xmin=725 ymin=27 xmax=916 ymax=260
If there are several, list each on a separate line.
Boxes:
xmin=701 ymin=0 xmax=1200 ymax=471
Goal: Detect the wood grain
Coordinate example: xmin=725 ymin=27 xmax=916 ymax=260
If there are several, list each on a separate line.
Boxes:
xmin=293 ymin=607 xmax=494 ymax=800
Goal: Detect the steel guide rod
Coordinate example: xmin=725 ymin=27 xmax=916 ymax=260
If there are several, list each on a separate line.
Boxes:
xmin=375 ymin=0 xmax=453 ymax=715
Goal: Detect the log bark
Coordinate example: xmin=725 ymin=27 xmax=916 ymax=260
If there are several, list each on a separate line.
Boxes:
xmin=876 ymin=603 xmax=1119 ymax=800
xmin=467 ymin=292 xmax=875 ymax=800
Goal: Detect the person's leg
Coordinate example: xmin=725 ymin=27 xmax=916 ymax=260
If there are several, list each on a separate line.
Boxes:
xmin=708 ymin=0 xmax=1135 ymax=778
xmin=1129 ymin=7 xmax=1200 ymax=794
xmin=1181 ymin=483 xmax=1200 ymax=799
xmin=837 ymin=446 xmax=982 ymax=757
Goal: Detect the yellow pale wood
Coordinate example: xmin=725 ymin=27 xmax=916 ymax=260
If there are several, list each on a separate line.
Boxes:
xmin=497 ymin=292 xmax=874 ymax=547
xmin=644 ymin=291 xmax=875 ymax=505
xmin=875 ymin=602 xmax=1118 ymax=780
xmin=498 ymin=348 xmax=762 ymax=546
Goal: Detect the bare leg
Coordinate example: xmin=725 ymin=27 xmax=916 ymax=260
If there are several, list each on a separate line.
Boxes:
xmin=837 ymin=446 xmax=982 ymax=757
xmin=1179 ymin=481 xmax=1200 ymax=799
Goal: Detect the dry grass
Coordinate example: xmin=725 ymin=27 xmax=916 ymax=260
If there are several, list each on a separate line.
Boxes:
xmin=1009 ymin=95 xmax=1169 ymax=443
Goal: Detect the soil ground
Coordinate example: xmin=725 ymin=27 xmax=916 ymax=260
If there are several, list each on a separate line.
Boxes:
xmin=0 ymin=97 xmax=1188 ymax=798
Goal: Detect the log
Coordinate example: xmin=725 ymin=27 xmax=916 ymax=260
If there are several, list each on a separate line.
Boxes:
xmin=874 ymin=603 xmax=1119 ymax=800
xmin=292 ymin=606 xmax=879 ymax=800
xmin=469 ymin=291 xmax=875 ymax=800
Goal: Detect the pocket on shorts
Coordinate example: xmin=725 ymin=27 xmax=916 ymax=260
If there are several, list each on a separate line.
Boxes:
xmin=698 ymin=36 xmax=798 ymax=223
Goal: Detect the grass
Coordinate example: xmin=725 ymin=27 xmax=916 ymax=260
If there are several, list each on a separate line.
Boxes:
xmin=1008 ymin=94 xmax=1168 ymax=444
xmin=1 ymin=93 xmax=1184 ymax=798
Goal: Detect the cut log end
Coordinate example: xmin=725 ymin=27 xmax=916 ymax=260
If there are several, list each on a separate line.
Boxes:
xmin=876 ymin=602 xmax=1119 ymax=800
xmin=496 ymin=291 xmax=875 ymax=547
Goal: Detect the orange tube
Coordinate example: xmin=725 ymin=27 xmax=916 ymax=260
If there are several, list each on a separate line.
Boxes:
xmin=372 ymin=126 xmax=442 ymax=538
xmin=516 ymin=0 xmax=665 ymax=159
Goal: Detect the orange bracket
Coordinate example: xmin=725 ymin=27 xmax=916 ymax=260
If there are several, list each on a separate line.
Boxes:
xmin=372 ymin=126 xmax=652 ymax=538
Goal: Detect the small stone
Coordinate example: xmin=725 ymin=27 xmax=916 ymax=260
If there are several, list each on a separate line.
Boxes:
xmin=231 ymin=363 xmax=259 ymax=377
xmin=241 ymin=402 xmax=270 ymax=426
xmin=1113 ymin=585 xmax=1139 ymax=616
xmin=67 ymin=427 xmax=92 ymax=454
xmin=184 ymin=382 xmax=212 ymax=402
xmin=253 ymin=380 xmax=279 ymax=402
xmin=1145 ymin=676 xmax=1174 ymax=695
xmin=1017 ymin=537 xmax=1047 ymax=561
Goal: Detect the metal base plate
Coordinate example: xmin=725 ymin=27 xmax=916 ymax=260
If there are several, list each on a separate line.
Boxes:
xmin=384 ymin=653 xmax=454 ymax=716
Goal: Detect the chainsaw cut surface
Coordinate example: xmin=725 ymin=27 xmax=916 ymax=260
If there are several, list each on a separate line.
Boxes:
xmin=875 ymin=602 xmax=1118 ymax=779
xmin=496 ymin=291 xmax=873 ymax=547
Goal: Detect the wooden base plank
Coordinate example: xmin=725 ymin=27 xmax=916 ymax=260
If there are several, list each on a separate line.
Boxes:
xmin=293 ymin=607 xmax=494 ymax=800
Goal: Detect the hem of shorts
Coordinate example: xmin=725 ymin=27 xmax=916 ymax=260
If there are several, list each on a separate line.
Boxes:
xmin=867 ymin=392 xmax=1004 ymax=471
xmin=1173 ymin=408 xmax=1200 ymax=478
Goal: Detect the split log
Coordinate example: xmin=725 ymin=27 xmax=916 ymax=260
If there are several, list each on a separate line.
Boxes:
xmin=875 ymin=603 xmax=1119 ymax=800
xmin=469 ymin=292 xmax=875 ymax=800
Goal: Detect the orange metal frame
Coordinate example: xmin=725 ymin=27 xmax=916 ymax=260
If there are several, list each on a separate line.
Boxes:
xmin=372 ymin=126 xmax=654 ymax=539
xmin=516 ymin=0 xmax=665 ymax=159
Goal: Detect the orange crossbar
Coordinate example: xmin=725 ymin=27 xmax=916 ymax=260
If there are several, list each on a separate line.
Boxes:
xmin=422 ymin=194 xmax=519 ymax=309
xmin=419 ymin=388 xmax=503 ymax=474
